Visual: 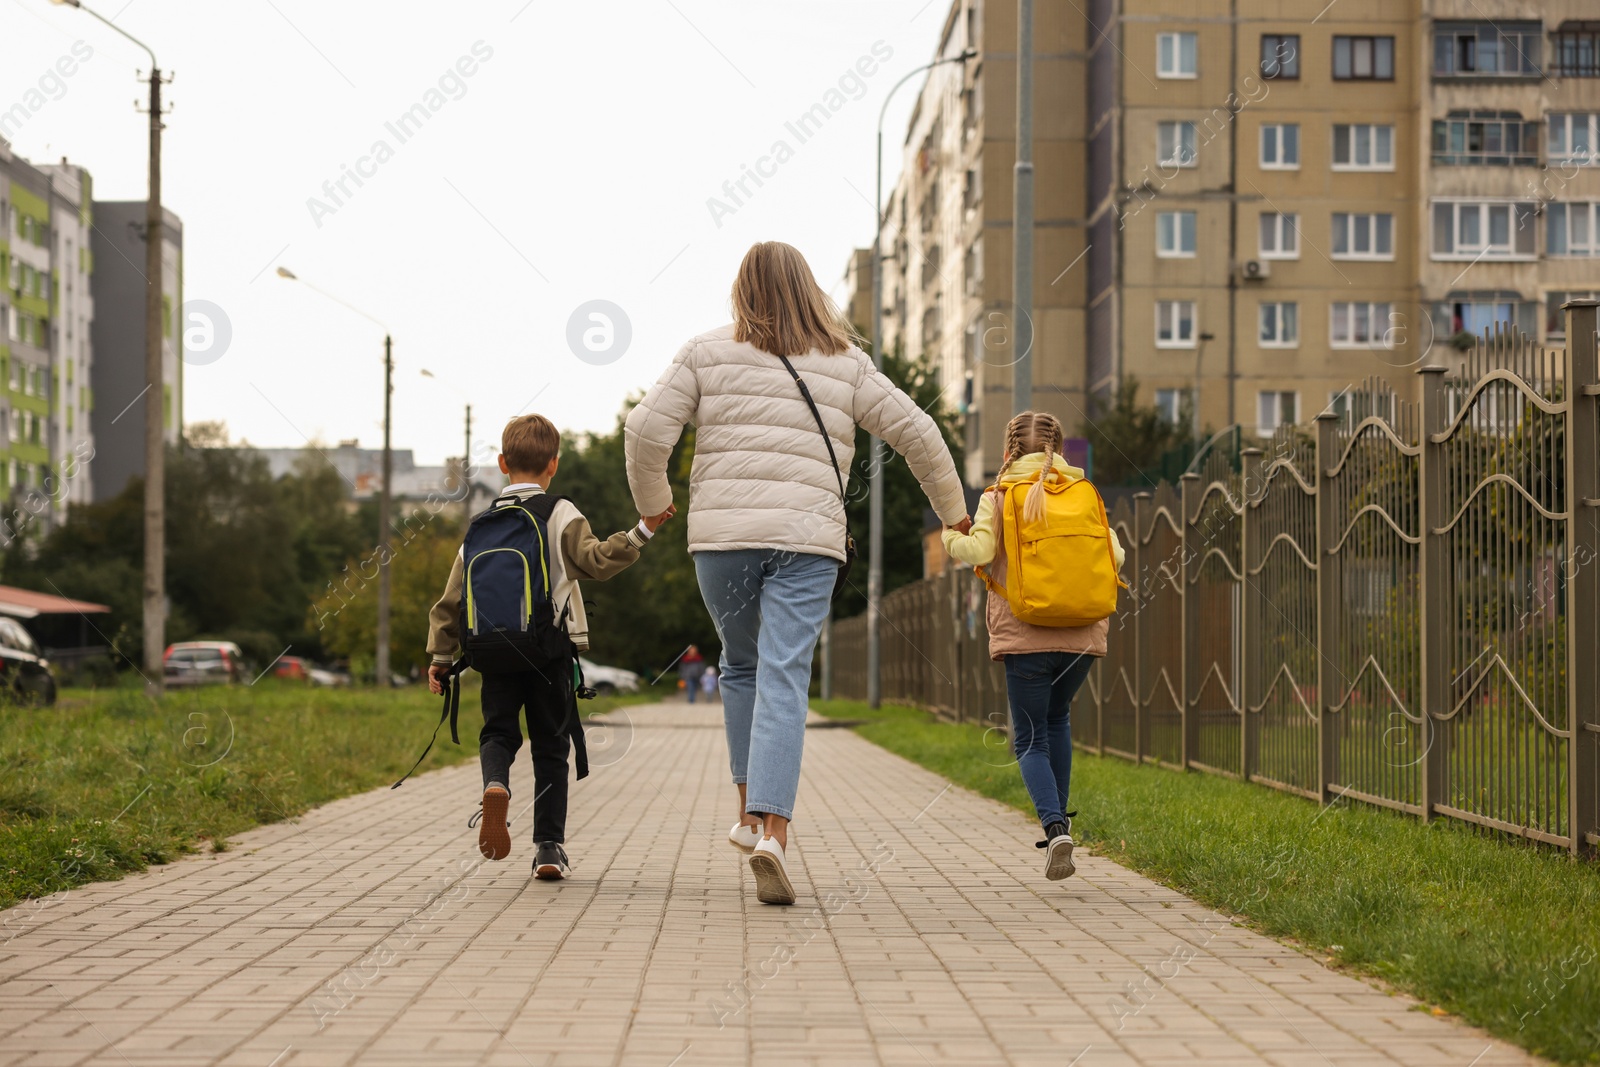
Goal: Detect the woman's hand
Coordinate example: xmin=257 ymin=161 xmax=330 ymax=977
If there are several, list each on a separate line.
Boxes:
xmin=946 ymin=515 xmax=972 ymax=535
xmin=642 ymin=504 xmax=677 ymax=532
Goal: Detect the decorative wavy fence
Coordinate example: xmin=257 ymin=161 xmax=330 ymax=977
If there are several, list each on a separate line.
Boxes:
xmin=829 ymin=305 xmax=1600 ymax=852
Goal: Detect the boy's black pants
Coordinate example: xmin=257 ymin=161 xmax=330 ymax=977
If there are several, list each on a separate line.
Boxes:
xmin=479 ymin=666 xmax=572 ymax=844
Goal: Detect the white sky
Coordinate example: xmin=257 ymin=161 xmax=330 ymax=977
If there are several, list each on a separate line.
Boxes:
xmin=1 ymin=0 xmax=948 ymax=465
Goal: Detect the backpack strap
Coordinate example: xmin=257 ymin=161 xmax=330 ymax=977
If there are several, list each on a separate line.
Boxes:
xmin=391 ymin=659 xmax=467 ymax=789
xmin=775 ymin=355 xmax=848 ymax=503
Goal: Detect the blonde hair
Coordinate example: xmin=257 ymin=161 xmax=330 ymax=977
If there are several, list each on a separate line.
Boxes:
xmin=732 ymin=241 xmax=858 ymax=357
xmin=501 ymin=414 xmax=560 ymax=473
xmin=995 ymin=410 xmax=1066 ymax=524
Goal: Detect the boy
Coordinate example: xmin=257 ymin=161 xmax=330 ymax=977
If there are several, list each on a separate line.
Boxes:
xmin=427 ymin=414 xmax=673 ymax=879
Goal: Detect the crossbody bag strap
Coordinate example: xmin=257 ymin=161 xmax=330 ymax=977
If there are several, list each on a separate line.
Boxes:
xmin=776 ymin=355 xmax=847 ymax=502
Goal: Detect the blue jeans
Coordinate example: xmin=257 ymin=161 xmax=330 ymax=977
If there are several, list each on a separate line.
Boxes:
xmin=1003 ymin=651 xmax=1095 ymax=828
xmin=694 ymin=549 xmax=837 ymax=820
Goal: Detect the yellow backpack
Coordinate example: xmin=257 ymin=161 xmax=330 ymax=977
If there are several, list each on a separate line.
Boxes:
xmin=977 ymin=474 xmax=1126 ymax=628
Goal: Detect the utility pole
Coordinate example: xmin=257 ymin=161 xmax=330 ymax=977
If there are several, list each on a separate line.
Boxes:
xmin=52 ymin=0 xmax=170 ymax=693
xmin=463 ymin=403 xmax=472 ymax=510
xmin=377 ymin=335 xmax=393 ymax=688
xmin=1012 ymin=0 xmax=1035 ymax=415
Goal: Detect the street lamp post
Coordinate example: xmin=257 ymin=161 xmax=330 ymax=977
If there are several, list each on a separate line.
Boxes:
xmin=868 ymin=48 xmax=977 ymax=709
xmin=276 ymin=268 xmax=393 ymax=688
xmin=51 ymin=0 xmax=168 ymax=693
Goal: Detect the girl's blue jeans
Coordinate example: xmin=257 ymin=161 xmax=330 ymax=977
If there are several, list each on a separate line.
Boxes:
xmin=1003 ymin=650 xmax=1095 ymax=828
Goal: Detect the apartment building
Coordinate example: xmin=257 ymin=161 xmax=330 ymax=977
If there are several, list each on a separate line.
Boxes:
xmin=0 ymin=141 xmax=96 ymax=524
xmin=878 ymin=0 xmax=1089 ymax=485
xmin=882 ymin=1 xmax=1600 ymax=473
xmin=90 ymin=200 xmax=182 ymax=502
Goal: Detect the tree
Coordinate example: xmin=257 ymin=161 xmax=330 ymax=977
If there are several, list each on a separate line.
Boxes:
xmin=1080 ymin=376 xmax=1195 ymax=486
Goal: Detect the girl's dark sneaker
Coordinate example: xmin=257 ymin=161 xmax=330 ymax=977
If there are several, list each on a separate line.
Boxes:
xmin=534 ymin=841 xmax=570 ymax=880
xmin=1042 ymin=819 xmax=1076 ymax=880
xmin=474 ymin=786 xmax=511 ymax=860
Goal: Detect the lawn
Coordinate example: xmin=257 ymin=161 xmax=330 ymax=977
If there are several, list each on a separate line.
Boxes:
xmin=813 ymin=699 xmax=1600 ymax=1066
xmin=0 ymin=680 xmax=659 ymax=911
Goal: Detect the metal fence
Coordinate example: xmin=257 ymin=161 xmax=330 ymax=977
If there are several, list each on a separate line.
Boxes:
xmin=829 ymin=304 xmax=1600 ymax=853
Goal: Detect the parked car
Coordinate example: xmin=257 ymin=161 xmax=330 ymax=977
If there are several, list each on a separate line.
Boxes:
xmin=308 ymin=666 xmax=352 ymax=687
xmin=163 ymin=641 xmax=246 ymax=687
xmin=273 ymin=656 xmax=311 ymax=682
xmin=579 ymin=657 xmax=640 ymax=695
xmin=0 ymin=617 xmax=57 ymax=705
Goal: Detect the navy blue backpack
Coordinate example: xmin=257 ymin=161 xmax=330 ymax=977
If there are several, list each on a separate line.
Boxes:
xmin=392 ymin=492 xmax=591 ymax=788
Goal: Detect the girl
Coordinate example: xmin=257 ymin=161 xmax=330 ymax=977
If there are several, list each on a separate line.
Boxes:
xmin=942 ymin=411 xmax=1126 ymax=880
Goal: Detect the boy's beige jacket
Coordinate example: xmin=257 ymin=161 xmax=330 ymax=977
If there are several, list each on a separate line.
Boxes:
xmin=625 ymin=324 xmax=967 ymax=561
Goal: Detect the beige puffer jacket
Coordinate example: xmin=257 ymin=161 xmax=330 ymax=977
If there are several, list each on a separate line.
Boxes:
xmin=625 ymin=324 xmax=967 ymax=561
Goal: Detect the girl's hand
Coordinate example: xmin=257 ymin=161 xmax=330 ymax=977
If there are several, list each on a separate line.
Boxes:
xmin=947 ymin=515 xmax=972 ymax=535
xmin=642 ymin=505 xmax=677 ymax=532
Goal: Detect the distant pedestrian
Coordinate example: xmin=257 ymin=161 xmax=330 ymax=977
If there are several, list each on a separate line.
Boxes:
xmin=700 ymin=665 xmax=719 ymax=701
xmin=424 ymin=414 xmax=674 ymax=880
xmin=680 ymin=645 xmax=707 ymax=703
xmin=626 ymin=240 xmax=967 ymax=905
xmin=943 ymin=411 xmax=1126 ymax=882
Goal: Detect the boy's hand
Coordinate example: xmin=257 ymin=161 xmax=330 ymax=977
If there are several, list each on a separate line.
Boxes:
xmin=427 ymin=663 xmax=449 ymax=695
xmin=642 ymin=505 xmax=677 ymax=533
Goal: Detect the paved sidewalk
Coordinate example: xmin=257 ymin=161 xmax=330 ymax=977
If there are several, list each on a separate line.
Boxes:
xmin=0 ymin=703 xmax=1543 ymax=1067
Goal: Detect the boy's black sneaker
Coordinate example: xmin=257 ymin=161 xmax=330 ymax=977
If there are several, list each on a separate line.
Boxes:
xmin=534 ymin=841 xmax=570 ymax=880
xmin=1039 ymin=815 xmax=1076 ymax=881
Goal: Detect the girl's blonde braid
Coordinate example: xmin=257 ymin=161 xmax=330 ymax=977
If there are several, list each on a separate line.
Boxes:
xmin=1022 ymin=411 xmax=1066 ymax=524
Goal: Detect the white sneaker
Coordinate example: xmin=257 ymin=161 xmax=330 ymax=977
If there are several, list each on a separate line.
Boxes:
xmin=728 ymin=822 xmax=762 ymax=854
xmin=749 ymin=836 xmax=796 ymax=905
xmin=1044 ymin=829 xmax=1077 ymax=881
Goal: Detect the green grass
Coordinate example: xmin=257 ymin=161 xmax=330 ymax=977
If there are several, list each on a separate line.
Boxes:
xmin=0 ymin=680 xmax=660 ymax=911
xmin=812 ymin=699 xmax=1600 ymax=1066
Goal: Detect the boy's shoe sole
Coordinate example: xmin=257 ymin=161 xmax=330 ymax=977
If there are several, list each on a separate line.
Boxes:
xmin=1044 ymin=835 xmax=1076 ymax=881
xmin=749 ymin=843 xmax=796 ymax=905
xmin=478 ymin=787 xmax=511 ymax=861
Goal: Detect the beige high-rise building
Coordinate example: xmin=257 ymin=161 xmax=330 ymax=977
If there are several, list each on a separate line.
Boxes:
xmin=877 ymin=0 xmax=1600 ymax=480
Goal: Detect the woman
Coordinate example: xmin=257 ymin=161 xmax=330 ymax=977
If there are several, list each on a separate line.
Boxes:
xmin=626 ymin=241 xmax=968 ymax=905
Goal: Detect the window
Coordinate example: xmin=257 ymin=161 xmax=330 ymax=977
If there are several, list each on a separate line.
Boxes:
xmin=1156 ymin=211 xmax=1197 ymax=257
xmin=1258 ymin=212 xmax=1299 ymax=258
xmin=1155 ymin=300 xmax=1196 ymax=346
xmin=1546 ymin=292 xmax=1600 ymax=338
xmin=1261 ymin=34 xmax=1300 ymax=79
xmin=1435 ymin=296 xmax=1534 ymax=338
xmin=1257 ymin=391 xmax=1298 ymax=436
xmin=1158 ymin=32 xmax=1197 ymax=78
xmin=1155 ymin=389 xmax=1187 ymax=424
xmin=1158 ymin=121 xmax=1197 ymax=167
xmin=1326 ymin=389 xmax=1396 ymax=423
xmin=1548 ymin=113 xmax=1599 ymax=165
xmin=1433 ymin=22 xmax=1542 ymax=77
xmin=1552 ymin=23 xmax=1600 ymax=78
xmin=1260 ymin=123 xmax=1300 ymax=168
xmin=1547 ymin=203 xmax=1600 ymax=256
xmin=1333 ymin=36 xmax=1395 ymax=80
xmin=1331 ymin=302 xmax=1394 ymax=347
xmin=1431 ymin=111 xmax=1538 ymax=165
xmin=1258 ymin=302 xmax=1299 ymax=346
xmin=1332 ymin=213 xmax=1394 ymax=259
xmin=1332 ymin=124 xmax=1394 ymax=169
xmin=1431 ymin=200 xmax=1537 ymax=259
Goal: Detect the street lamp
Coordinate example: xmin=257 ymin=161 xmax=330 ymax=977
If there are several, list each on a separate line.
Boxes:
xmin=276 ymin=267 xmax=394 ymax=688
xmin=51 ymin=0 xmax=169 ymax=693
xmin=868 ymin=47 xmax=978 ymax=709
xmin=419 ymin=369 xmax=475 ymax=512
